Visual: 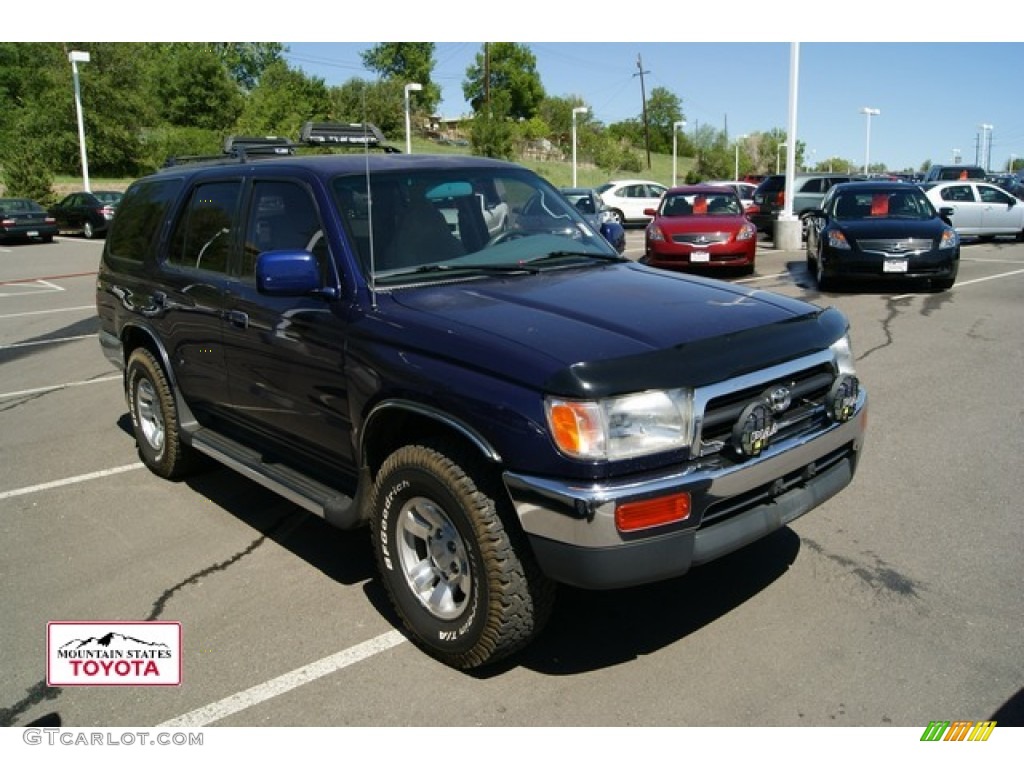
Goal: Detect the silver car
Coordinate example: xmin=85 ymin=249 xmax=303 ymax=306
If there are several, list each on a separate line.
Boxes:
xmin=922 ymin=180 xmax=1024 ymax=241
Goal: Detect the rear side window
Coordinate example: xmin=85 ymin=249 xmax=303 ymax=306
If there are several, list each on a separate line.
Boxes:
xmin=167 ymin=181 xmax=241 ymax=274
xmin=105 ymin=178 xmax=182 ymax=264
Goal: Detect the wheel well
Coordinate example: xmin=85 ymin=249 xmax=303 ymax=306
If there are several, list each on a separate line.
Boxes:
xmin=361 ymin=406 xmax=497 ymax=483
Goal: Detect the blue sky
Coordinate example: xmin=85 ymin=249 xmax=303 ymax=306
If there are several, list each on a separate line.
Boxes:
xmin=283 ymin=41 xmax=1023 ymax=174
xmin=24 ymin=6 xmax=1023 ymax=174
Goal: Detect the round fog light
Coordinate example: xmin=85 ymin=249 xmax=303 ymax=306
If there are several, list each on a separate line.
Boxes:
xmin=826 ymin=375 xmax=859 ymax=423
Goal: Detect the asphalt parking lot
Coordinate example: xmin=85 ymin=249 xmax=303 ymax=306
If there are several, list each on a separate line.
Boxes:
xmin=2 ymin=230 xmax=1022 ymax=732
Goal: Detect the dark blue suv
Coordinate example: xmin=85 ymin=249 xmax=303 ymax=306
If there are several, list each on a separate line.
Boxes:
xmin=97 ymin=137 xmax=867 ymax=669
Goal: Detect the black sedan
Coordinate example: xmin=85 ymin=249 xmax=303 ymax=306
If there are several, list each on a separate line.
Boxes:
xmin=0 ymin=198 xmax=59 ymax=244
xmin=803 ymin=182 xmax=959 ymax=291
xmin=49 ymin=190 xmax=123 ymax=239
xmin=558 ymin=187 xmax=626 ymax=254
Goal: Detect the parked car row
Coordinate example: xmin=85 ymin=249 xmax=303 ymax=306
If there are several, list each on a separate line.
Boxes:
xmin=0 ymin=190 xmax=123 ymax=245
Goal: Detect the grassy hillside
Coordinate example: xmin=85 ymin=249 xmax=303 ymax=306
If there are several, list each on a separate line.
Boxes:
xmin=37 ymin=138 xmax=696 ymax=197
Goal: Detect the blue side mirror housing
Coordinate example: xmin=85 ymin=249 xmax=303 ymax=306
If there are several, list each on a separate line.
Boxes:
xmin=257 ymin=251 xmax=323 ymax=296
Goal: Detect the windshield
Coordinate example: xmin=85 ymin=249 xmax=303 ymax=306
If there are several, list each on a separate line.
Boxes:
xmin=332 ymin=168 xmax=617 ymax=284
xmin=831 ymin=189 xmax=936 ymax=221
xmin=659 ymin=191 xmax=742 ymax=216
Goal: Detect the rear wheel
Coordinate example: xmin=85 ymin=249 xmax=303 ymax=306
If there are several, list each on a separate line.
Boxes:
xmin=608 ymin=208 xmax=624 ymax=225
xmin=370 ymin=440 xmax=555 ymax=669
xmin=83 ymin=221 xmax=96 ymax=239
xmin=126 ymin=348 xmax=198 ymax=479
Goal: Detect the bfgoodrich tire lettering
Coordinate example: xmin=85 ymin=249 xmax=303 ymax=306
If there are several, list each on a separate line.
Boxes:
xmin=126 ymin=347 xmax=197 ymax=479
xmin=370 ymin=441 xmax=555 ymax=669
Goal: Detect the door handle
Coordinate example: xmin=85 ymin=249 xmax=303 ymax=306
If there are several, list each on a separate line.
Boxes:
xmin=226 ymin=310 xmax=249 ymax=329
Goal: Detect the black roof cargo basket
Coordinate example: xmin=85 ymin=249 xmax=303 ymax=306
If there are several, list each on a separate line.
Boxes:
xmin=162 ymin=122 xmax=398 ymax=169
xmin=223 ymin=135 xmax=294 ymax=155
xmin=300 ymin=121 xmax=386 ymax=147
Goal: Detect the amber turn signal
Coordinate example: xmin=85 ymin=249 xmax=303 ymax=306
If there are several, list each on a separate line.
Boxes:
xmin=615 ymin=493 xmax=691 ymax=533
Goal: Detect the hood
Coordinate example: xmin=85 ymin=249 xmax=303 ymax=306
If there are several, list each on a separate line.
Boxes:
xmin=384 ymin=262 xmax=846 ymax=397
xmin=838 ymin=217 xmax=950 ymax=242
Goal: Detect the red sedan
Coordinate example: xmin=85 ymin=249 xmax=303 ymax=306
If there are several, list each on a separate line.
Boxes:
xmin=642 ymin=185 xmax=758 ymax=274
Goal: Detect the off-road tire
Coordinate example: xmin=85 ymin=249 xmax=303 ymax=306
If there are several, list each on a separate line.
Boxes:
xmin=126 ymin=347 xmax=198 ymax=479
xmin=370 ymin=440 xmax=555 ymax=669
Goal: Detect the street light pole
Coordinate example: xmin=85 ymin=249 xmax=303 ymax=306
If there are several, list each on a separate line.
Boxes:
xmin=572 ymin=106 xmax=588 ymax=187
xmin=861 ymin=107 xmax=880 ymax=175
xmin=978 ymin=124 xmax=993 ymax=171
xmin=672 ymin=121 xmax=686 ymax=187
xmin=734 ymin=134 xmax=747 ymax=180
xmin=404 ymin=82 xmax=422 ymax=154
xmin=776 ymin=142 xmax=787 ymax=174
xmin=69 ymin=50 xmax=91 ymax=193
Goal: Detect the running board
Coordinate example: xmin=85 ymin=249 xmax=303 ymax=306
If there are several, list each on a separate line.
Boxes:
xmin=190 ymin=428 xmax=359 ymax=529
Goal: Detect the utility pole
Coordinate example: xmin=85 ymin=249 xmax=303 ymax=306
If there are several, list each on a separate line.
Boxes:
xmin=484 ymin=43 xmax=490 ymax=113
xmin=634 ymin=54 xmax=651 ymax=170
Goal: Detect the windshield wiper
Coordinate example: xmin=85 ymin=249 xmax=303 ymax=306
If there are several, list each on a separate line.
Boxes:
xmin=521 ymin=250 xmax=628 ymax=265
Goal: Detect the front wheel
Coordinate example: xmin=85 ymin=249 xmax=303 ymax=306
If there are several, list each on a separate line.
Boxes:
xmin=83 ymin=221 xmax=96 ymax=239
xmin=370 ymin=441 xmax=555 ymax=669
xmin=608 ymin=208 xmax=624 ymax=225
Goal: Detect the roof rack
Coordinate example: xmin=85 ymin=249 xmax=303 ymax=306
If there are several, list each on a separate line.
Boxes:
xmin=161 ymin=122 xmax=399 ymax=169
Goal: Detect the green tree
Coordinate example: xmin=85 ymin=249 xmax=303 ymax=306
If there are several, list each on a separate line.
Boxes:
xmin=234 ymin=60 xmax=331 ymax=137
xmin=469 ymin=91 xmax=515 ymax=159
xmin=644 ymin=86 xmax=685 ymax=155
xmin=360 ymin=43 xmax=440 ymax=114
xmin=155 ymin=45 xmax=244 ymax=130
xmin=329 ymin=78 xmax=406 ymax=138
xmin=463 ymin=43 xmax=545 ymax=120
xmin=211 ymin=43 xmax=284 ymax=91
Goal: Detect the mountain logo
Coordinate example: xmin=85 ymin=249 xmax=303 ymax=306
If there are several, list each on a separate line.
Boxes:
xmin=47 ymin=622 xmax=181 ymax=686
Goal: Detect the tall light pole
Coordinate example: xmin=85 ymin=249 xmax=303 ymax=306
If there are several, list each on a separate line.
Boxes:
xmin=734 ymin=134 xmax=747 ymax=180
xmin=403 ymin=82 xmax=422 ymax=154
xmin=572 ymin=106 xmax=588 ymax=187
xmin=860 ymin=107 xmax=880 ymax=175
xmin=672 ymin=120 xmax=686 ymax=187
xmin=952 ymin=148 xmax=961 ymax=164
xmin=776 ymin=142 xmax=787 ymax=174
xmin=69 ymin=50 xmax=91 ymax=192
xmin=978 ymin=124 xmax=993 ymax=171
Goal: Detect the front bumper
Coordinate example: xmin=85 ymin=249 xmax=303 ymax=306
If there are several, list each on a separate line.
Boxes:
xmin=821 ymin=247 xmax=959 ymax=281
xmin=504 ymin=389 xmax=867 ymax=589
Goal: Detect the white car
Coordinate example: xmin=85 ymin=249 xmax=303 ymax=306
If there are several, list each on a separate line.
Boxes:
xmin=596 ymin=179 xmax=668 ymax=225
xmin=704 ymin=180 xmax=757 ymax=212
xmin=923 ymin=180 xmax=1024 ymax=241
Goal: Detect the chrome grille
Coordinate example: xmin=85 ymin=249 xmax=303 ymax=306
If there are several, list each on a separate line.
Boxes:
xmin=857 ymin=238 xmax=933 ymax=254
xmin=693 ymin=353 xmax=837 ymax=458
xmin=672 ymin=232 xmax=730 ymax=245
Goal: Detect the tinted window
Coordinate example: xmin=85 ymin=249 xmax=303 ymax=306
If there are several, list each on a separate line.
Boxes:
xmin=978 ymin=185 xmax=1013 ymax=205
xmin=799 ymin=178 xmax=824 ymax=193
xmin=106 ymin=178 xmax=183 ymax=264
xmin=939 ymin=185 xmax=976 ymax=203
xmin=167 ymin=181 xmax=240 ymax=274
xmin=242 ymin=180 xmax=328 ymax=280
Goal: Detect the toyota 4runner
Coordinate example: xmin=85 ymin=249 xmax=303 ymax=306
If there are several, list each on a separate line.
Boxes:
xmin=96 ymin=127 xmax=868 ymax=669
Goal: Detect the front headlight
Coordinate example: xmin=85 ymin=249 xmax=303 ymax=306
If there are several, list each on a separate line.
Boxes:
xmin=546 ymin=389 xmax=694 ymax=460
xmin=830 ymin=334 xmax=857 ymax=376
xmin=938 ymin=228 xmax=958 ymax=249
xmin=827 ymin=229 xmax=851 ymax=250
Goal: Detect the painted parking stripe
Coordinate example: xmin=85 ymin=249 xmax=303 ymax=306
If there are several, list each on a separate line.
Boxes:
xmin=0 ymin=305 xmax=95 ymax=320
xmin=0 ymin=333 xmax=96 ymax=350
xmin=0 ymin=463 xmax=144 ymax=501
xmin=157 ymin=630 xmax=408 ymax=727
xmin=0 ymin=374 xmax=121 ymax=401
xmin=891 ymin=266 xmax=1024 ymax=300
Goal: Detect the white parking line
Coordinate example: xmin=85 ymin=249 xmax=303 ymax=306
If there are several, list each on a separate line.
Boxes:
xmin=0 ymin=374 xmax=121 ymax=400
xmin=0 ymin=279 xmax=66 ymax=297
xmin=0 ymin=333 xmax=97 ymax=350
xmin=891 ymin=266 xmax=1024 ymax=300
xmin=0 ymin=463 xmax=144 ymax=501
xmin=0 ymin=305 xmax=95 ymax=320
xmin=157 ymin=630 xmax=408 ymax=727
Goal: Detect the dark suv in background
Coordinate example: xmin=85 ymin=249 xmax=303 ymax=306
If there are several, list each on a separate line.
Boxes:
xmin=750 ymin=173 xmax=853 ymax=234
xmin=95 ymin=125 xmax=867 ymax=669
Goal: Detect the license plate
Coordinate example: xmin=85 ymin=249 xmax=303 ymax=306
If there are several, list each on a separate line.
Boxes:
xmin=883 ymin=259 xmax=908 ymax=273
xmin=691 ymin=251 xmax=710 ymax=263
xmin=27 ymin=230 xmax=38 ymax=237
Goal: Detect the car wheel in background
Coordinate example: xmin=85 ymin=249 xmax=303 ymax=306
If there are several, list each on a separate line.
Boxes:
xmin=83 ymin=221 xmax=96 ymax=239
